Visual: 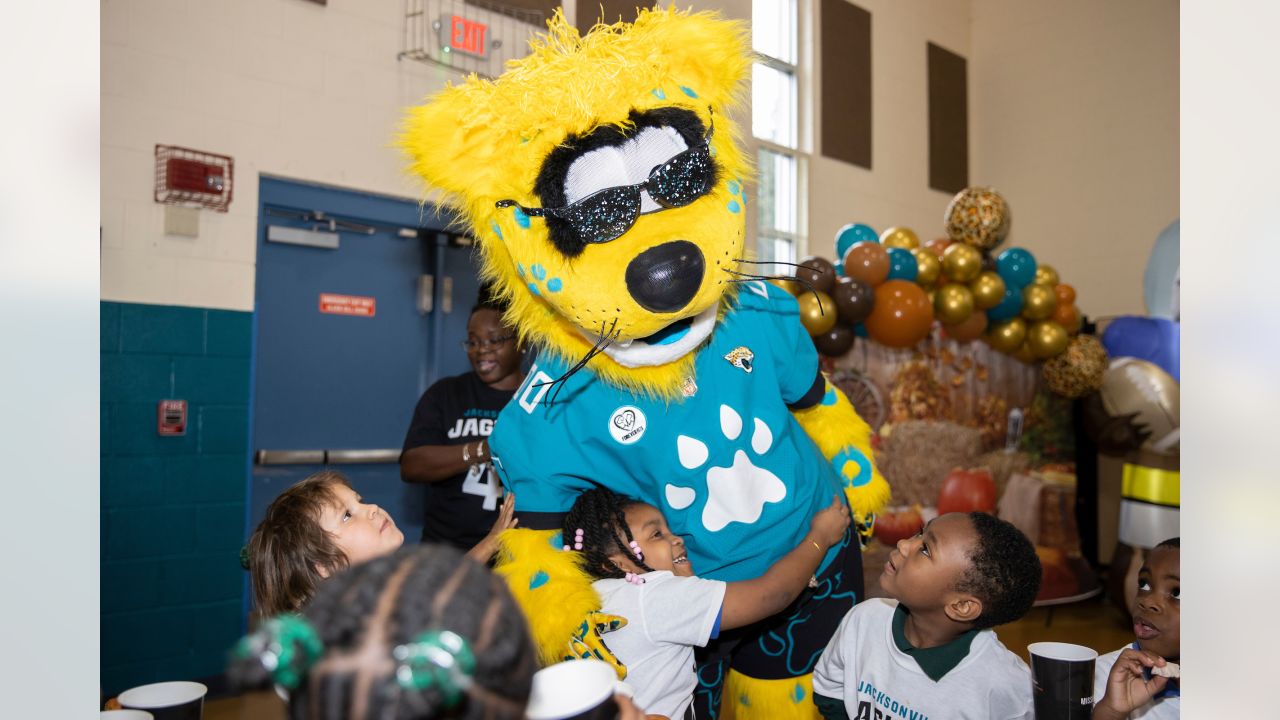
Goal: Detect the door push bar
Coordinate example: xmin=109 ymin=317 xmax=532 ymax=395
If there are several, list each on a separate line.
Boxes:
xmin=254 ymin=449 xmax=401 ymax=465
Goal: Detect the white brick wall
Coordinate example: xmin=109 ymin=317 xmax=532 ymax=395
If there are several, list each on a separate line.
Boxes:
xmin=102 ymin=0 xmax=471 ymax=311
xmin=103 ymin=0 xmax=1176 ymax=318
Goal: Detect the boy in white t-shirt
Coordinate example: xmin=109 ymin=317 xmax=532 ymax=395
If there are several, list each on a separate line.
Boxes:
xmin=1092 ymin=537 xmax=1180 ymax=720
xmin=812 ymin=512 xmax=1042 ymax=720
xmin=562 ymin=487 xmax=851 ymax=720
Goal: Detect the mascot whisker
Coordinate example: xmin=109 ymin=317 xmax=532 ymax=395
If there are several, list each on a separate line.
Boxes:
xmin=400 ymin=8 xmax=890 ymax=717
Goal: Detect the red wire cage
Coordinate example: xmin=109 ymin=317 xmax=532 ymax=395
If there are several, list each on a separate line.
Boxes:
xmin=154 ymin=145 xmax=234 ymax=212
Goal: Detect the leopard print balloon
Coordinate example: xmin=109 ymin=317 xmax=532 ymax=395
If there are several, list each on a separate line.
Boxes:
xmin=944 ymin=187 xmax=1012 ymax=251
xmin=1042 ymin=334 xmax=1109 ymax=398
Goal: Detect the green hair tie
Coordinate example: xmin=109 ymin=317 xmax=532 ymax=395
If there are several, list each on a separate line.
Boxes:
xmin=392 ymin=630 xmax=476 ymax=706
xmin=233 ymin=613 xmax=324 ymax=690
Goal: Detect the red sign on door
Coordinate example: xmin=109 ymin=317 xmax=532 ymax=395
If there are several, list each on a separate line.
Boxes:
xmin=319 ymin=293 xmax=376 ymax=317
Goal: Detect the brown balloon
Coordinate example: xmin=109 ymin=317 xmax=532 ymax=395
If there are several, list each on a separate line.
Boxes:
xmin=832 ymin=276 xmax=876 ymax=325
xmin=941 ymin=243 xmax=983 ymax=282
xmin=1020 ymin=283 xmax=1058 ymax=321
xmin=925 ymin=238 xmax=952 ymax=258
xmin=796 ymin=256 xmax=837 ymax=294
xmin=912 ymin=248 xmax=942 ymax=286
xmin=934 ymin=283 xmax=975 ymax=325
xmin=880 ymin=226 xmax=920 ymax=250
xmin=864 ymin=280 xmax=934 ymax=348
xmin=813 ymin=324 xmax=856 ymax=357
xmin=842 ymin=241 xmax=890 ymax=287
xmin=1051 ymin=303 xmax=1083 ymax=334
xmin=1027 ymin=321 xmax=1069 ymax=359
xmin=797 ymin=290 xmax=838 ymax=335
xmin=1034 ymin=264 xmax=1060 ymax=287
xmin=969 ymin=271 xmax=1006 ymax=310
xmin=1055 ymin=283 xmax=1077 ymax=306
xmin=944 ymin=309 xmax=988 ymax=342
xmin=986 ymin=318 xmax=1027 ymax=354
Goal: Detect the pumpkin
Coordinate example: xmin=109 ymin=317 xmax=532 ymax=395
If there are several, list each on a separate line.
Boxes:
xmin=936 ymin=468 xmax=997 ymax=515
xmin=874 ymin=506 xmax=925 ymax=547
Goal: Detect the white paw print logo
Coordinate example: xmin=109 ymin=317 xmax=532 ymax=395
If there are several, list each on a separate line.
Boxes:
xmin=665 ymin=404 xmax=786 ymax=532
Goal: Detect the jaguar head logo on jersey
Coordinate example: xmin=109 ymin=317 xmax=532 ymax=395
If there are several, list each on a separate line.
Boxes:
xmin=724 ymin=346 xmax=754 ymax=373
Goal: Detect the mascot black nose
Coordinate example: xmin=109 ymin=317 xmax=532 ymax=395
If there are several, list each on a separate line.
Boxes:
xmin=625 ymin=241 xmax=705 ymax=313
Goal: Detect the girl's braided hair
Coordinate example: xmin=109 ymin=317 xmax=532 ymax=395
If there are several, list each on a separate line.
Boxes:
xmin=561 ymin=486 xmax=653 ymax=580
xmin=229 ymin=544 xmax=537 ymax=720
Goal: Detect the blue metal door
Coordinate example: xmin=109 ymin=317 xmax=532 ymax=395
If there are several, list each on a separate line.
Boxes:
xmin=251 ymin=176 xmax=482 ymax=543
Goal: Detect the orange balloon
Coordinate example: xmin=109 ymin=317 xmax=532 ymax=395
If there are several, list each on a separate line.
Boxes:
xmin=944 ymin=309 xmax=988 ymax=342
xmin=864 ymin=280 xmax=935 ymax=348
xmin=1051 ymin=303 xmax=1083 ymax=334
xmin=1055 ymin=283 xmax=1076 ymax=306
xmin=926 ymin=238 xmax=952 ymax=258
xmin=842 ymin=241 xmax=890 ymax=287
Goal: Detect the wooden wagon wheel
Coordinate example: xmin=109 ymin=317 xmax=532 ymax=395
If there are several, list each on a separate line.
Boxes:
xmin=831 ymin=369 xmax=887 ymax=431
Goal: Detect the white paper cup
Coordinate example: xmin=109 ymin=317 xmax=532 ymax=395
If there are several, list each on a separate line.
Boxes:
xmin=526 ymin=659 xmax=634 ymax=720
xmin=1028 ymin=642 xmax=1098 ymax=720
xmin=101 ymin=712 xmax=155 ymax=720
xmin=117 ymin=681 xmax=207 ymax=720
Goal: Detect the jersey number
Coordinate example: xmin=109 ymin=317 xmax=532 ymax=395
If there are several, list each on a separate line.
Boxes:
xmin=462 ymin=463 xmax=502 ymax=510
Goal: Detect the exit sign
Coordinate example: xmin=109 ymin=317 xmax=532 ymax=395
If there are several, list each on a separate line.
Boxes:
xmin=439 ymin=14 xmax=490 ymax=59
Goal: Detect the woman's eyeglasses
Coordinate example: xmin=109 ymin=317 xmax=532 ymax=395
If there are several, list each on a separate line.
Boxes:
xmin=495 ymin=116 xmax=716 ymax=247
xmin=462 ymin=335 xmax=516 ymax=351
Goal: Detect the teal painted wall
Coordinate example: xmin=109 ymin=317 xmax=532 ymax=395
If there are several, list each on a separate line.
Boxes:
xmin=100 ymin=301 xmax=251 ymax=695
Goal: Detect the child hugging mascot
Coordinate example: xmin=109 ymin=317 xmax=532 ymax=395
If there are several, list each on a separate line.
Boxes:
xmin=401 ymin=8 xmax=889 ymax=718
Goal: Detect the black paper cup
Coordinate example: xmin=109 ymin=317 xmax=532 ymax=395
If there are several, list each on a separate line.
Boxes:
xmin=118 ymin=681 xmax=206 ymax=720
xmin=526 ymin=659 xmax=635 ymax=720
xmin=1028 ymin=642 xmax=1098 ymax=720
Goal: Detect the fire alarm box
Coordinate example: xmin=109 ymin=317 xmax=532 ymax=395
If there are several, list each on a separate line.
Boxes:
xmin=157 ymin=399 xmax=187 ymax=436
xmin=155 ymin=145 xmax=234 ymax=212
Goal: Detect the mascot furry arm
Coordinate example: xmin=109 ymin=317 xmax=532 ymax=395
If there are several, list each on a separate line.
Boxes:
xmin=400 ymin=7 xmax=889 ymax=711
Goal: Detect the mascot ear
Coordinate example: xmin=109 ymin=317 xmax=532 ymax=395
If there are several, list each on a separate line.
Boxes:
xmin=634 ymin=9 xmax=751 ymax=113
xmin=399 ymin=82 xmax=503 ymax=204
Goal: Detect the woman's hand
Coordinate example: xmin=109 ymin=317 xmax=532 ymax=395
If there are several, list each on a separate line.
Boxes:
xmin=809 ymin=494 xmax=852 ymax=548
xmin=466 ymin=492 xmax=519 ymax=563
xmin=1093 ymin=647 xmax=1170 ymax=719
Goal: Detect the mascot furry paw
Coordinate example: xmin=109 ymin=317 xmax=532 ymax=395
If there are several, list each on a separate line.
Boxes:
xmin=401 ymin=8 xmax=889 ymax=718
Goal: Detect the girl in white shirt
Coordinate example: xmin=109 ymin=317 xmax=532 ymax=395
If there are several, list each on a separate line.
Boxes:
xmin=561 ymin=487 xmax=850 ymax=720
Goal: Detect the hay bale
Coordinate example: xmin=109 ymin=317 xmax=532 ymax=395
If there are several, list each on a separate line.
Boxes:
xmin=974 ymin=450 xmax=1034 ymax=499
xmin=876 ymin=421 xmax=983 ymax=506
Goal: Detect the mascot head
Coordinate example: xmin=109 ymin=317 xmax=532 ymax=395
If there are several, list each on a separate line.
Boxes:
xmin=401 ymin=8 xmax=753 ymax=398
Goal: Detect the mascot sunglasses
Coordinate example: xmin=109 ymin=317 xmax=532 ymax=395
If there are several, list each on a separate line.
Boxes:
xmin=496 ymin=114 xmax=716 ymax=246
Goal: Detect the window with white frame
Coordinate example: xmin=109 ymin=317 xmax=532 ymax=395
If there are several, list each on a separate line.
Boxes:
xmin=752 ymin=0 xmax=805 ymax=265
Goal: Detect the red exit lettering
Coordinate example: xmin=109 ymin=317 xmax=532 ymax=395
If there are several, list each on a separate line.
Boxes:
xmin=449 ymin=16 xmax=487 ymax=55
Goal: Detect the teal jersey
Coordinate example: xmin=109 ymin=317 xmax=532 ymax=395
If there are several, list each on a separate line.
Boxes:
xmin=490 ymin=281 xmax=845 ymax=582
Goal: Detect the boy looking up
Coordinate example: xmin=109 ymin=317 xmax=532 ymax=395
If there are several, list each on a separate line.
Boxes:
xmin=813 ymin=512 xmax=1042 ymax=720
xmin=1093 ymin=537 xmax=1180 ymax=719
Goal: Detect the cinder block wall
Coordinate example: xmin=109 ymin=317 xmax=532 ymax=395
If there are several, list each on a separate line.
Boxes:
xmin=100 ymin=301 xmax=252 ymax=694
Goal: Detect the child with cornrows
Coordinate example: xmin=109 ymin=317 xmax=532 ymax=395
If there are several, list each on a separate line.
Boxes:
xmin=228 ymin=544 xmax=539 ymax=720
xmin=562 ymin=486 xmax=851 ymax=720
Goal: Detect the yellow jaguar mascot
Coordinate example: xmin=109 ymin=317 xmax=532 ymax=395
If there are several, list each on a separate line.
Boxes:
xmin=401 ymin=8 xmax=889 ymax=718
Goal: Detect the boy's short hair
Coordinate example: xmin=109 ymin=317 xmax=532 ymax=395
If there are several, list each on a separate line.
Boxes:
xmin=1154 ymin=537 xmax=1179 ymax=550
xmin=246 ymin=470 xmax=351 ymax=616
xmin=956 ymin=512 xmax=1042 ymax=629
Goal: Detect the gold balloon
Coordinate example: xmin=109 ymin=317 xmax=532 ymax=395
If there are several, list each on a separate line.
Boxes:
xmin=969 ymin=271 xmax=1006 ymax=310
xmin=1034 ymin=264 xmax=1060 ymax=287
xmin=912 ymin=248 xmax=941 ymax=286
xmin=769 ymin=278 xmax=802 ymax=296
xmin=1021 ymin=283 xmax=1058 ymax=321
xmin=797 ymin=290 xmax=838 ymax=335
xmin=1026 ymin=321 xmax=1069 ymax=359
xmin=986 ymin=318 xmax=1027 ymax=354
xmin=880 ymin=226 xmax=920 ymax=250
xmin=933 ymin=283 xmax=974 ymax=325
xmin=941 ymin=243 xmax=983 ymax=283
